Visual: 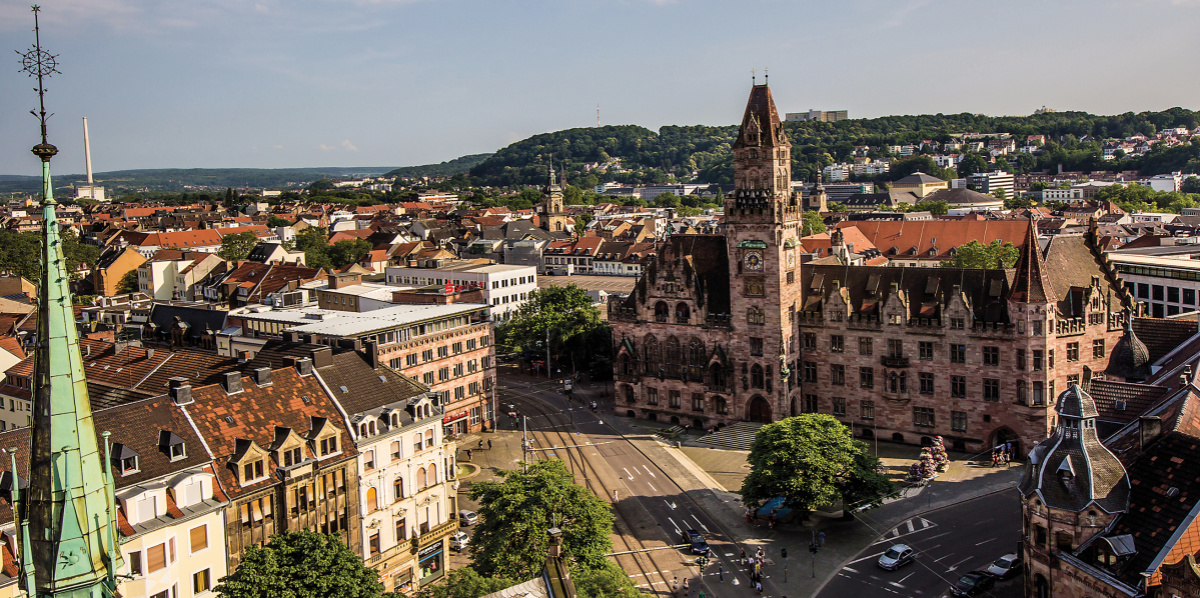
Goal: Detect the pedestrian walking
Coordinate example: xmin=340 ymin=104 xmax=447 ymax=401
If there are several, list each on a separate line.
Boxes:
xmin=487 ymin=439 xmax=493 ymax=450
xmin=755 ymin=581 xmax=763 ymax=594
xmin=740 ymin=548 xmax=747 ymax=564
xmin=991 ymin=450 xmax=999 ymax=467
xmin=819 ymin=531 xmax=826 ymax=546
xmin=478 ymin=439 xmax=484 ymax=449
xmin=1004 ymin=448 xmax=1012 ymax=464
xmin=672 ymin=578 xmax=679 ymax=593
xmin=466 ymin=449 xmax=472 ymax=460
xmin=718 ymin=564 xmax=724 ymax=582
xmin=698 ymin=592 xmax=706 ymax=598
xmin=682 ymin=578 xmax=689 ymax=591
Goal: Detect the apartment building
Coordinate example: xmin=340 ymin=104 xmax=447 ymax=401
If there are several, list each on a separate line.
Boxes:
xmin=966 ymin=170 xmax=1016 ymax=200
xmin=384 ymin=261 xmax=537 ymax=321
xmin=232 ymin=302 xmax=496 ymax=435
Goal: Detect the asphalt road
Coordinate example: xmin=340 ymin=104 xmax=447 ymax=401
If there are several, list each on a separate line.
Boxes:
xmin=817 ymin=492 xmax=1022 ymax=598
xmin=494 ymin=376 xmax=775 ymax=598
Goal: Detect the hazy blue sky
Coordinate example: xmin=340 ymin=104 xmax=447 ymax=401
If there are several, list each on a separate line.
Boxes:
xmin=3 ymin=0 xmax=1200 ymax=175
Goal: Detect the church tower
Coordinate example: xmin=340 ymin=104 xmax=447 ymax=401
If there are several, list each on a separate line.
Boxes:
xmin=725 ymin=82 xmax=804 ymax=422
xmin=539 ymin=164 xmax=572 ymax=234
xmin=16 ymin=8 xmax=124 ymax=597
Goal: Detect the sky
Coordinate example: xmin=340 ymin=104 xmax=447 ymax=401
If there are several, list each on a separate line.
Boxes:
xmin=3 ymin=0 xmax=1200 ymax=175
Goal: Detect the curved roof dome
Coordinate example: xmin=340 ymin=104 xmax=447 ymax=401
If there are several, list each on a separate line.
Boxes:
xmin=1106 ymin=319 xmax=1150 ymax=381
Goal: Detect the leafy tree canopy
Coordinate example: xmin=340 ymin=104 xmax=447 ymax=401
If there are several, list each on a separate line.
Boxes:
xmin=117 ymin=270 xmax=139 ymax=295
xmin=416 ymin=568 xmax=517 ymax=598
xmin=468 ymin=459 xmax=615 ymax=579
xmin=266 ymin=215 xmax=294 ymax=227
xmin=941 ymin=240 xmax=1020 ymax=269
xmin=218 ymin=231 xmax=261 ymax=261
xmin=215 ymin=530 xmax=384 ymax=598
xmin=740 ymin=415 xmax=894 ymax=514
xmin=800 ymin=210 xmax=827 ymax=235
xmin=498 ymin=285 xmax=607 ymax=373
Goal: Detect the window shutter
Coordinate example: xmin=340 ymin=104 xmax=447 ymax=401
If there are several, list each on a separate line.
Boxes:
xmin=190 ymin=525 xmax=207 ymax=552
xmin=147 ymin=543 xmax=167 ymax=572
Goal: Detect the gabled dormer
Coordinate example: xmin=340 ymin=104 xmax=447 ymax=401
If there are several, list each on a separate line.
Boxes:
xmin=307 ymin=416 xmax=342 ymax=460
xmin=158 ymin=430 xmax=187 ymax=462
xmin=229 ymin=438 xmax=271 ymax=486
xmin=270 ymin=426 xmax=309 ymax=469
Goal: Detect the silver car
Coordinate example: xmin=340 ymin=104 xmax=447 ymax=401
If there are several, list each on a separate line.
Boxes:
xmin=877 ymin=544 xmax=915 ymax=570
xmin=985 ymin=553 xmax=1023 ymax=578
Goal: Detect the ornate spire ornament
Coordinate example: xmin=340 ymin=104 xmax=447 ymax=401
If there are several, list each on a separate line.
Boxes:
xmin=17 ymin=6 xmax=124 ymax=596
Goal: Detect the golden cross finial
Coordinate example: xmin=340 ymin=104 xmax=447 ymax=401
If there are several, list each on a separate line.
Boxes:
xmin=751 ymin=68 xmax=756 ymax=84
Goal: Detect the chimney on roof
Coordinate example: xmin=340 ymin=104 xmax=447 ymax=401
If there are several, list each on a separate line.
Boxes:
xmin=223 ymin=371 xmax=243 ymax=394
xmin=283 ymin=330 xmax=301 ymax=343
xmin=310 ymin=346 xmax=333 ymax=369
xmin=254 ymin=367 xmax=273 ymax=386
xmin=1139 ymin=415 xmax=1162 ymax=449
xmin=168 ymin=376 xmax=193 ymax=405
xmin=364 ymin=339 xmax=381 ymax=370
xmin=145 ymin=348 xmax=154 ymax=360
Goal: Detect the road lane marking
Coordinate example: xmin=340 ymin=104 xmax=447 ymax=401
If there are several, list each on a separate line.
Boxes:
xmin=644 ymin=465 xmax=656 ymax=478
xmin=848 ymin=551 xmax=886 ymax=566
xmin=667 ymin=517 xmax=682 ymax=535
xmin=843 ymin=567 xmax=860 ymax=574
xmin=974 ymin=538 xmax=995 ymax=546
xmin=623 ymin=467 xmax=634 ymax=479
xmin=899 ymin=572 xmax=915 ymax=583
xmin=946 ymin=557 xmax=971 ymax=572
xmin=691 ymin=515 xmax=709 ymax=533
xmin=665 ymin=500 xmax=677 ymax=510
xmin=647 ymin=483 xmax=656 ymax=492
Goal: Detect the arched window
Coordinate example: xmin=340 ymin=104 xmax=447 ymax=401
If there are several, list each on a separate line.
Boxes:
xmin=676 ymin=303 xmax=691 ymax=323
xmin=687 ymin=338 xmax=706 ymax=379
xmin=748 ymin=307 xmax=765 ymax=325
xmin=360 ymin=424 xmax=368 ymax=437
xmin=709 ymin=363 xmax=726 ymax=388
xmin=394 ymin=477 xmax=404 ymax=501
xmin=367 ymin=486 xmax=378 ymax=512
xmin=369 ymin=421 xmax=376 ymax=435
xmin=643 ymin=335 xmax=660 ymax=374
xmin=654 ymin=301 xmax=669 ymax=322
xmin=416 ymin=467 xmax=427 ymax=491
xmin=622 ymin=384 xmax=636 ymax=404
xmin=751 ymin=364 xmax=765 ymax=389
xmin=424 ymin=430 xmax=433 ymax=448
xmin=428 ymin=463 xmax=437 ymax=484
xmin=664 ymin=336 xmax=681 ymax=377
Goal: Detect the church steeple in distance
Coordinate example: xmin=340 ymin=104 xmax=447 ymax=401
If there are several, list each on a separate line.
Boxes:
xmin=18 ymin=7 xmax=123 ymax=596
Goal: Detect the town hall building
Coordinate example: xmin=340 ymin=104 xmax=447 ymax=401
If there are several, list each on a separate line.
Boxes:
xmin=609 ymin=82 xmax=1140 ymax=455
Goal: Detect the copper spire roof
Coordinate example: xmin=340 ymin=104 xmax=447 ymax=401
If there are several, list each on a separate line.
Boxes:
xmin=732 ymin=84 xmax=788 ymax=149
xmin=1008 ymin=218 xmax=1056 ymax=303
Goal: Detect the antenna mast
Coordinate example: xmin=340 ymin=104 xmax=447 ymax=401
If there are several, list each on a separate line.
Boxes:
xmin=596 ymin=104 xmax=600 ymax=128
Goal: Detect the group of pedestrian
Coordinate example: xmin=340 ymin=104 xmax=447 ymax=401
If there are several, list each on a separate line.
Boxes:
xmin=463 ymin=439 xmax=494 ymax=461
xmin=991 ymin=441 xmax=1014 ymax=467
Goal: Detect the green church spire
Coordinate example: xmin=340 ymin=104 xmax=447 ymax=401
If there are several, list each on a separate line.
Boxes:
xmin=18 ymin=6 xmax=122 ymax=596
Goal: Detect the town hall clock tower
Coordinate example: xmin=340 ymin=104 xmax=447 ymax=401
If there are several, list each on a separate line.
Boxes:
xmin=724 ymin=82 xmax=805 ymax=422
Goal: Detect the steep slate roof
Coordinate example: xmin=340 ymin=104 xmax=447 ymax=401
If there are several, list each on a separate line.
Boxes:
xmin=1132 ymin=317 xmax=1198 ymax=364
xmin=314 ymin=351 xmax=428 ymax=421
xmin=1107 ymin=321 xmax=1152 ymax=381
xmin=1020 ymin=385 xmax=1130 ymax=513
xmin=1087 ymin=378 xmax=1171 ymax=432
xmin=922 ymin=187 xmax=1002 ymax=206
xmin=892 ymin=172 xmax=946 ymax=185
xmin=1105 ymin=421 xmax=1200 ymax=585
xmin=620 ymin=235 xmax=731 ymax=316
xmin=732 ymin=84 xmax=787 ymax=149
xmin=1008 ymin=220 xmax=1055 ymax=303
xmin=184 ymin=365 xmax=356 ymax=500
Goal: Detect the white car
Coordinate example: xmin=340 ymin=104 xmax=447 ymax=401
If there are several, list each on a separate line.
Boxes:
xmin=450 ymin=531 xmax=469 ymax=551
xmin=985 ymin=553 xmax=1023 ymax=579
xmin=877 ymin=544 xmax=915 ymax=570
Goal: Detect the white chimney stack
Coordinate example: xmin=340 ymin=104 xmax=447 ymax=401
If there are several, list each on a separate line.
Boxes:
xmin=82 ymin=117 xmax=94 ymax=185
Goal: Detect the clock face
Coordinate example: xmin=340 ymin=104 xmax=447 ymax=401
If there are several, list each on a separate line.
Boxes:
xmin=745 ymin=251 xmax=763 ymax=271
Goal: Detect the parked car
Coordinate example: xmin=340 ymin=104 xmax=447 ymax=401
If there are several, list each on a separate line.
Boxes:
xmin=450 ymin=531 xmax=470 ymax=551
xmin=985 ymin=553 xmax=1023 ymax=579
xmin=681 ymin=529 xmax=709 ymax=555
xmin=459 ymin=510 xmax=479 ymax=526
xmin=877 ymin=544 xmax=915 ymax=570
xmin=950 ymin=571 xmax=996 ymax=596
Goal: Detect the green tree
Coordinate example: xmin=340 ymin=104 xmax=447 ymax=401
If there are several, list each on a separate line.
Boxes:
xmin=61 ymin=228 xmax=99 ymax=282
xmin=990 ymin=187 xmax=1007 ymax=201
xmin=1004 ymin=196 xmax=1034 ymax=209
xmin=573 ymin=562 xmax=647 ymax=598
xmin=1182 ymin=176 xmax=1200 ymax=194
xmin=117 ymin=270 xmax=140 ymax=295
xmin=468 ymin=460 xmax=615 ymax=579
xmin=940 ymin=240 xmax=1020 ymax=269
xmin=957 ymin=153 xmax=988 ymax=178
xmin=289 ymin=227 xmax=333 ymax=269
xmin=498 ymin=285 xmax=606 ymax=373
xmin=654 ymin=193 xmax=681 ymax=208
xmin=267 ymin=215 xmax=293 ymax=227
xmin=218 ymin=231 xmax=261 ymax=261
xmin=800 ymin=210 xmax=826 ymax=235
xmin=416 ymin=568 xmax=518 ymax=598
xmin=740 ymin=415 xmax=894 ymax=515
xmin=328 ymin=238 xmax=372 ymax=268
xmin=912 ymin=199 xmax=949 ymax=216
xmin=827 ymin=201 xmax=847 ymax=212
xmin=215 ymin=530 xmax=384 ymax=598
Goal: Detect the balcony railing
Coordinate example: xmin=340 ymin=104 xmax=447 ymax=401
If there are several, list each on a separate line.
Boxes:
xmin=1055 ymin=317 xmax=1086 ymax=336
xmin=880 ymin=355 xmax=910 ymax=368
xmin=704 ymin=314 xmax=732 ymax=328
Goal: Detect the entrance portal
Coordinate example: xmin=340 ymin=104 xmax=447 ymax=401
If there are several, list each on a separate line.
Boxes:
xmin=747 ymin=395 xmax=772 ymax=423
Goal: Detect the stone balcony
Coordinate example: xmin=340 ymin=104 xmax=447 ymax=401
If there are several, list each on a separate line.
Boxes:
xmin=880 ymin=355 xmax=910 ymax=368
